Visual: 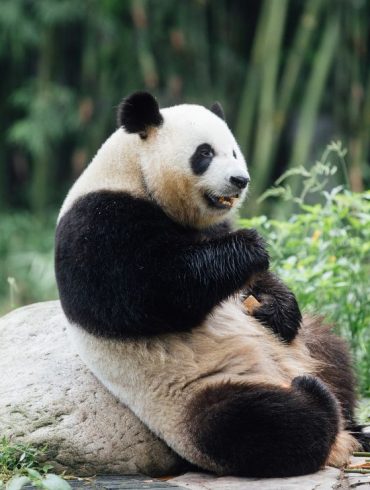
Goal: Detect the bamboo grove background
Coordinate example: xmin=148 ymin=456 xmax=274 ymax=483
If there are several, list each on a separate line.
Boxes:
xmin=0 ymin=0 xmax=369 ymax=216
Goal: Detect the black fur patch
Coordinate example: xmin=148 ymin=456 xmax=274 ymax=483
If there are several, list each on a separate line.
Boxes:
xmin=185 ymin=376 xmax=339 ymax=477
xmin=200 ymin=220 xmax=233 ymax=239
xmin=210 ymin=101 xmax=225 ymax=121
xmin=117 ymin=91 xmax=163 ymax=136
xmin=55 ymin=191 xmax=269 ymax=338
xmin=190 ymin=143 xmax=214 ymax=175
xmin=243 ymin=271 xmax=302 ymax=342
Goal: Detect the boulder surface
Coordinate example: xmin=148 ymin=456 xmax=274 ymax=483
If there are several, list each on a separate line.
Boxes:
xmin=0 ymin=301 xmax=185 ymax=476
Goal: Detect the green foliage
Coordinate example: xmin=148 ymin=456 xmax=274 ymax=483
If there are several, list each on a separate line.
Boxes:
xmin=0 ymin=213 xmax=57 ymax=315
xmin=240 ymin=145 xmax=370 ymax=396
xmin=9 ymin=82 xmax=78 ymax=159
xmin=0 ymin=437 xmax=70 ymax=489
xmin=357 ymin=399 xmax=370 ymax=425
xmin=0 ymin=436 xmax=48 ymax=481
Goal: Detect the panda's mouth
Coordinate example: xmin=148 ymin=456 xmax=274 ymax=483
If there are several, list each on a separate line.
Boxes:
xmin=204 ymin=192 xmax=240 ymax=210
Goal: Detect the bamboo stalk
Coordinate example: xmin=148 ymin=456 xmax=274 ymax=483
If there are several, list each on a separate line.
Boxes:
xmin=276 ymin=0 xmax=322 ymax=128
xmin=265 ymin=0 xmax=323 ymax=181
xmin=344 ymin=469 xmax=370 ymax=474
xmin=247 ymin=0 xmax=288 ymax=213
xmin=249 ymin=0 xmax=323 ymax=214
xmin=286 ymin=12 xmax=339 ymax=198
xmin=235 ymin=1 xmax=270 ymax=156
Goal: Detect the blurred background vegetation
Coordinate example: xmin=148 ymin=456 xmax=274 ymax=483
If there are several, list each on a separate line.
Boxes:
xmin=0 ymin=0 xmax=369 ymax=395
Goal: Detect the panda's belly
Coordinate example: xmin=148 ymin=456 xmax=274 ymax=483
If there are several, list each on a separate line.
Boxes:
xmin=67 ymin=296 xmax=317 ymax=449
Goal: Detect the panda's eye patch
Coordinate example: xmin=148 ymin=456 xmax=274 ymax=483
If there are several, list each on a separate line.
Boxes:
xmin=233 ymin=150 xmax=237 ymax=159
xmin=190 ymin=143 xmax=215 ymax=175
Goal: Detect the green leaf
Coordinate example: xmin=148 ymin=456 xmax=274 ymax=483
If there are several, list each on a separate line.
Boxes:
xmin=275 ymin=166 xmax=311 ymax=184
xmin=26 ymin=468 xmax=42 ymax=480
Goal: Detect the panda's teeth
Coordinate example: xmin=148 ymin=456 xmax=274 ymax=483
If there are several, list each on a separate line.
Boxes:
xmin=205 ymin=192 xmax=239 ymax=209
xmin=217 ymin=196 xmax=237 ymax=207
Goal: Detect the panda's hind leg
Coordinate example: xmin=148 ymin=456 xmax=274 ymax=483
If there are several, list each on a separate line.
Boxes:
xmin=183 ymin=375 xmax=339 ymax=477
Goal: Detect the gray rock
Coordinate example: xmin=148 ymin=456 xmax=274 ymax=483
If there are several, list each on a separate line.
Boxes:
xmin=0 ymin=301 xmax=185 ymax=476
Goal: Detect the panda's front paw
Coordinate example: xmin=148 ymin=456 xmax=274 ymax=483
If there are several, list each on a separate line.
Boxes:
xmin=252 ymin=292 xmax=301 ymax=342
xmin=242 ymin=271 xmax=302 ymax=342
xmin=235 ymin=229 xmax=269 ymax=274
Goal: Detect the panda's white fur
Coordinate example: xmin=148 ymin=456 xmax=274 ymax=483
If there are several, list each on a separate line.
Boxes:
xmin=56 ymin=95 xmax=358 ymax=477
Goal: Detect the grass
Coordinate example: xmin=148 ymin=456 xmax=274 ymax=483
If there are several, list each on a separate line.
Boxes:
xmin=0 ymin=437 xmax=70 ymax=489
xmin=0 ymin=436 xmax=49 ymax=483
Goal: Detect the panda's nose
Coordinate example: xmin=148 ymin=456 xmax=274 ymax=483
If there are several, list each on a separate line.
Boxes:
xmin=229 ymin=175 xmax=250 ymax=189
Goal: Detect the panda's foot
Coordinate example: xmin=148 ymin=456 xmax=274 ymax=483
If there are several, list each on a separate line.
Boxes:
xmin=326 ymin=430 xmax=360 ymax=467
xmin=184 ymin=376 xmax=339 ymax=477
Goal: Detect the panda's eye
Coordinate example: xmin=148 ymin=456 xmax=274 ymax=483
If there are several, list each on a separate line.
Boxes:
xmin=200 ymin=147 xmax=214 ymax=158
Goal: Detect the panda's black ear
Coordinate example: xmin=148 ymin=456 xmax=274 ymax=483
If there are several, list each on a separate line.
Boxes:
xmin=210 ymin=101 xmax=225 ymax=121
xmin=117 ymin=91 xmax=163 ymax=138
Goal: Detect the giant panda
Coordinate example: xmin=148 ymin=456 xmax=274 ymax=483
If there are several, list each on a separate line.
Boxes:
xmin=55 ymin=91 xmax=361 ymax=478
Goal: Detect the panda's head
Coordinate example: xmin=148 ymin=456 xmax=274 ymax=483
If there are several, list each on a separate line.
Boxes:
xmin=117 ymin=92 xmax=250 ymax=229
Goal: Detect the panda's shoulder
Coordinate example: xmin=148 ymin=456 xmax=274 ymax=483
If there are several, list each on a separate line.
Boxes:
xmin=56 ymin=190 xmax=192 ymax=248
xmin=59 ymin=190 xmax=174 ymax=228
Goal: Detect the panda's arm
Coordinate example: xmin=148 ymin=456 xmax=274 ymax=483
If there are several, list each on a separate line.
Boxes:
xmin=55 ymin=191 xmax=269 ymax=338
xmin=243 ymin=271 xmax=302 ymax=342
